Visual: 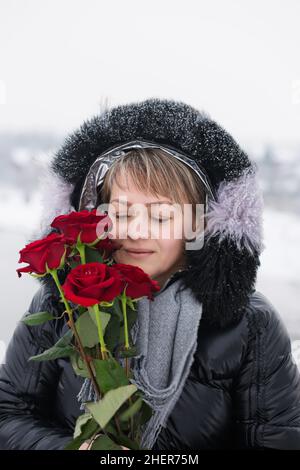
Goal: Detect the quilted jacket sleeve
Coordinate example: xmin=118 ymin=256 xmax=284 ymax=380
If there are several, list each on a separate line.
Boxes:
xmin=233 ymin=292 xmax=300 ymax=449
xmin=0 ymin=286 xmax=73 ymax=450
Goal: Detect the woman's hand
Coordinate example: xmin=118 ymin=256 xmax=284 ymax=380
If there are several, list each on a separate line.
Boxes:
xmin=79 ymin=440 xmax=129 ymax=450
xmin=79 ymin=441 xmax=90 ymax=450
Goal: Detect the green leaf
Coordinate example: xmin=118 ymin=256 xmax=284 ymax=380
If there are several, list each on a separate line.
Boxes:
xmin=114 ymin=431 xmax=140 ymax=450
xmin=93 ymin=358 xmax=130 ymax=395
xmin=75 ymin=311 xmax=99 ymax=348
xmin=70 ymin=352 xmax=90 ymax=378
xmin=79 ymin=418 xmax=99 ymax=442
xmin=104 ymin=314 xmax=121 ymax=353
xmin=90 ymin=434 xmax=122 ymax=450
xmin=103 ymin=300 xmax=138 ymax=357
xmin=28 ymin=328 xmax=74 ymax=361
xmin=119 ymin=396 xmax=143 ymax=422
xmin=22 ymin=311 xmax=55 ymax=326
xmin=87 ymin=308 xmax=111 ymax=335
xmin=126 ymin=298 xmax=137 ymax=311
xmin=29 ymin=272 xmax=47 ymax=278
xmin=113 ymin=298 xmax=123 ymax=322
xmin=74 ymin=412 xmax=93 ymax=439
xmin=118 ymin=304 xmax=138 ymax=346
xmin=113 ymin=299 xmax=138 ymax=351
xmin=104 ymin=420 xmax=140 ymax=450
xmin=55 ymin=327 xmax=74 ymax=345
xmin=73 ymin=412 xmax=100 ymax=441
xmin=68 ymin=247 xmax=77 ymax=257
xmin=137 ymin=400 xmax=154 ymax=427
xmin=64 ymin=415 xmax=101 ymax=449
xmin=85 ymin=246 xmax=104 ymax=264
xmin=118 ymin=346 xmax=137 ymax=358
xmin=126 ymin=305 xmax=138 ymax=334
xmin=77 ymin=305 xmax=87 ymax=315
xmin=68 ymin=258 xmax=81 ymax=269
xmin=86 ymin=384 xmax=138 ymax=428
xmin=103 ymin=421 xmax=118 ymax=439
xmin=29 ymin=345 xmax=74 ymax=362
xmin=64 ymin=435 xmax=85 ymax=450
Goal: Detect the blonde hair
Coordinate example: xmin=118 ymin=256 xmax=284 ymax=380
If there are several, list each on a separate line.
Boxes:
xmin=99 ymin=148 xmax=206 ymax=232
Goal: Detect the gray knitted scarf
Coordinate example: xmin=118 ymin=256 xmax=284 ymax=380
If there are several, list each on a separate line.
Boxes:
xmin=77 ymin=276 xmax=203 ymax=450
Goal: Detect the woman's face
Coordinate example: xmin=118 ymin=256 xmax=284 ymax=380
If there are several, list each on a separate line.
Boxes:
xmin=107 ymin=173 xmax=187 ymax=287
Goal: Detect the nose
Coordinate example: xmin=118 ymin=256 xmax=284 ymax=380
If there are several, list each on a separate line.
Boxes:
xmin=127 ymin=213 xmax=150 ymax=240
xmin=127 ymin=224 xmax=149 ymax=240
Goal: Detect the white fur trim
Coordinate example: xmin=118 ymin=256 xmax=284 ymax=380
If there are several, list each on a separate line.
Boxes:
xmin=29 ymin=163 xmax=75 ymax=241
xmin=205 ymin=164 xmax=265 ymax=255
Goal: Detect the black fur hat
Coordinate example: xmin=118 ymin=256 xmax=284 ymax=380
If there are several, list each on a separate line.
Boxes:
xmin=31 ymin=97 xmax=265 ymax=329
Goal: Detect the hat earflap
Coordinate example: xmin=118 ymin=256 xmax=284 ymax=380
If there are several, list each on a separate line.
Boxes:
xmin=183 ymin=235 xmax=260 ymax=328
xmin=204 ymin=164 xmax=265 ymax=256
xmin=181 ymin=165 xmax=264 ymax=328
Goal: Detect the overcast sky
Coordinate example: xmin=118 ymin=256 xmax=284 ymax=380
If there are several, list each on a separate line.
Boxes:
xmin=0 ymin=0 xmax=300 ymax=147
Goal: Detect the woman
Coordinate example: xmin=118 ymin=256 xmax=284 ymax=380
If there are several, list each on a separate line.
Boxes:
xmin=0 ymin=98 xmax=299 ymax=450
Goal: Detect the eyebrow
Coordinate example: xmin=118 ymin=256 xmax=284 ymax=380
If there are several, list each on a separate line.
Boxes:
xmin=110 ymin=199 xmax=172 ymax=206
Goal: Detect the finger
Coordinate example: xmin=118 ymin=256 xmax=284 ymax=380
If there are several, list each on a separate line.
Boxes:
xmin=79 ymin=441 xmax=90 ymax=450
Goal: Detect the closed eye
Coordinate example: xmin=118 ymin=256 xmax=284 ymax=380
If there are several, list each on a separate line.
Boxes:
xmin=115 ymin=214 xmax=170 ymax=223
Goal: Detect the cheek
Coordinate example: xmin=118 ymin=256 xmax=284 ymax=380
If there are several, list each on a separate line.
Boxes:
xmin=157 ymin=238 xmax=183 ymax=260
xmin=112 ymin=249 xmax=125 ymax=264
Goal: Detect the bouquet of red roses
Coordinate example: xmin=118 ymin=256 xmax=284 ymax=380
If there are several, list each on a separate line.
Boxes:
xmin=16 ymin=209 xmax=160 ymax=450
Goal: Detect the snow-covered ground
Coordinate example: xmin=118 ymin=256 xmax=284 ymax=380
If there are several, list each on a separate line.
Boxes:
xmin=256 ymin=208 xmax=300 ymax=339
xmin=0 ymin=191 xmax=299 ymax=369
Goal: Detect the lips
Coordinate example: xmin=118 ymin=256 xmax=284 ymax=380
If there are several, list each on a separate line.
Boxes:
xmin=125 ymin=249 xmax=154 ymax=254
xmin=123 ymin=248 xmax=155 ymax=259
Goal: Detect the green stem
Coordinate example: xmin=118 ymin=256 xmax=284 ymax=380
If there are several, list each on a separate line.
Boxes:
xmin=120 ymin=289 xmax=132 ymax=381
xmin=49 ymin=268 xmax=119 ymax=446
xmin=120 ymin=289 xmax=134 ymax=439
xmin=49 ymin=268 xmax=101 ymax=400
xmin=50 ymin=269 xmax=73 ymax=315
xmin=121 ymin=290 xmax=129 ymax=349
xmin=93 ymin=304 xmax=109 ymax=360
xmin=77 ymin=243 xmax=86 ymax=264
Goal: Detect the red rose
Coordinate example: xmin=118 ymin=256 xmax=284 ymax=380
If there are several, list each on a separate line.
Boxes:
xmin=17 ymin=232 xmax=68 ymax=277
xmin=110 ymin=263 xmax=160 ymax=300
xmin=51 ymin=209 xmax=112 ymax=245
xmin=62 ymin=262 xmax=124 ymax=307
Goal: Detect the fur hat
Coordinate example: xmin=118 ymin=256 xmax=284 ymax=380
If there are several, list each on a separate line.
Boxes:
xmin=32 ymin=97 xmax=265 ymax=329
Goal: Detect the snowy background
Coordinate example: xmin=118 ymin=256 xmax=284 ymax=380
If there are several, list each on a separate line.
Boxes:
xmin=0 ymin=0 xmax=299 ymax=367
xmin=0 ymin=130 xmax=299 ymax=368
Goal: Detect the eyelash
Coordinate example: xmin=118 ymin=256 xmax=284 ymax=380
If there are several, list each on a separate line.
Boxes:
xmin=115 ymin=214 xmax=169 ymax=223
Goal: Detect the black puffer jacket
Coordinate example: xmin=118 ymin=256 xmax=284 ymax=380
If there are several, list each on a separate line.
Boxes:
xmin=0 ymin=282 xmax=300 ymax=450
xmin=1 ymin=98 xmax=300 ymax=449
